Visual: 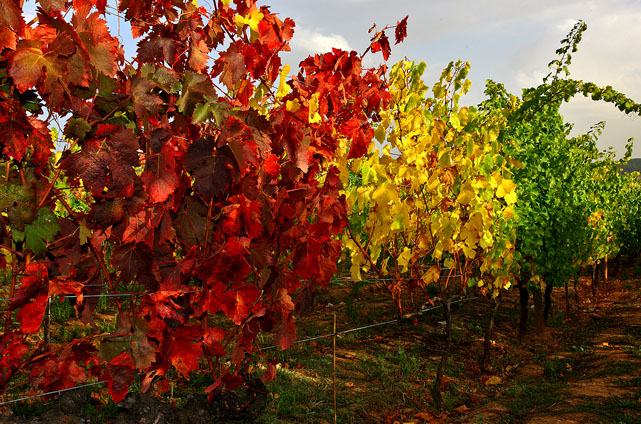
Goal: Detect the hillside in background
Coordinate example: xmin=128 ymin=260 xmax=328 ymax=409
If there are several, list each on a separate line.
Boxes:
xmin=619 ymin=158 xmax=641 ymax=174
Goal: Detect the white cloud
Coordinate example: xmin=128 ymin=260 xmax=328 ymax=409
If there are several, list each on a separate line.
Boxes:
xmin=291 ymin=27 xmax=352 ymax=55
xmin=269 ymin=0 xmax=641 ymax=156
xmin=513 ymin=70 xmax=547 ymax=89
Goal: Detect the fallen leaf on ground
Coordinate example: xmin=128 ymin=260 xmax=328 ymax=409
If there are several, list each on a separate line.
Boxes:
xmin=454 ymin=404 xmax=469 ymax=413
xmin=414 ymin=411 xmax=433 ymax=420
xmin=485 ymin=376 xmax=502 ymax=385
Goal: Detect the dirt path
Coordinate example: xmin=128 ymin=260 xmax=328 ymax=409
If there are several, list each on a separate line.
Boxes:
xmin=526 ymin=301 xmax=641 ymax=424
xmin=460 ymin=283 xmax=641 ymax=424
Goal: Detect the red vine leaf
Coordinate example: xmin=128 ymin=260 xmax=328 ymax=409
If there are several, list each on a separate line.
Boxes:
xmin=223 ymin=117 xmax=258 ymax=171
xmin=275 ymin=318 xmax=296 ymax=350
xmin=189 ymin=39 xmax=209 ymax=71
xmin=49 ymin=276 xmax=84 ymax=304
xmin=62 ymin=125 xmax=139 ymax=197
xmin=137 ymin=35 xmax=179 ymax=66
xmin=169 ymin=326 xmax=203 ymax=379
xmin=212 ymin=41 xmax=246 ymax=90
xmin=72 ymin=0 xmax=108 ymax=15
xmin=9 ymin=35 xmax=74 ymax=92
xmin=16 ymin=294 xmax=48 ymax=334
xmin=10 ymin=266 xmax=48 ymax=334
xmin=395 ymin=16 xmax=408 ymax=45
xmin=106 ymin=352 xmax=135 ymax=403
xmin=9 ymin=263 xmax=48 ymax=311
xmin=257 ymin=13 xmax=294 ymax=50
xmin=186 ymin=139 xmax=235 ymax=202
xmin=371 ymin=31 xmax=391 ymax=61
xmin=122 ymin=208 xmax=156 ymax=248
xmin=38 ymin=0 xmax=67 ymax=16
xmin=0 ymin=27 xmax=17 ymax=50
xmin=220 ymin=284 xmax=261 ymax=325
xmin=110 ymin=243 xmax=152 ymax=283
xmin=72 ymin=6 xmax=120 ymax=76
xmin=141 ymin=145 xmax=179 ymax=203
xmin=0 ymin=0 xmax=23 ymax=34
xmin=131 ymin=75 xmax=163 ymax=117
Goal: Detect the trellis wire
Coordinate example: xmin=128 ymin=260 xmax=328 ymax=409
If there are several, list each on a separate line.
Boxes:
xmin=0 ymin=296 xmax=480 ymax=407
xmin=0 ymin=381 xmax=106 ymax=406
xmin=0 ymin=274 xmax=466 ymax=302
xmin=260 ymin=296 xmax=478 ymax=351
xmin=0 ymin=290 xmax=201 ymax=302
xmin=332 ymin=275 xmax=463 ymax=282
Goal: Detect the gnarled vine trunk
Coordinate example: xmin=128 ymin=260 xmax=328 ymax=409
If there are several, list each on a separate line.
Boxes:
xmin=518 ymin=281 xmax=529 ymax=344
xmin=565 ymin=279 xmax=570 ymax=313
xmin=543 ymin=283 xmax=553 ymax=322
xmin=430 ymin=295 xmax=452 ymax=409
xmin=532 ymin=285 xmax=545 ymax=336
xmin=481 ymin=296 xmax=500 ymax=373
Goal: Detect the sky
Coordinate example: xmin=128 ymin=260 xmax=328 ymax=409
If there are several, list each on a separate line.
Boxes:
xmin=22 ymin=0 xmax=641 ymax=158
xmin=270 ymin=0 xmax=641 ymax=158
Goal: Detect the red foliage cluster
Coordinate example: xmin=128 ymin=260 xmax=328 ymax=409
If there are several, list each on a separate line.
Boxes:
xmin=0 ymin=0 xmax=405 ymax=403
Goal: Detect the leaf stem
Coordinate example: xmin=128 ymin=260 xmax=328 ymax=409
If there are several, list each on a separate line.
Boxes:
xmin=38 ymin=137 xmax=79 ymax=209
xmin=4 ymin=258 xmax=18 ymax=331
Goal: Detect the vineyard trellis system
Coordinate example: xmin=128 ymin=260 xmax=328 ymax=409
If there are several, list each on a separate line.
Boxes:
xmin=0 ymin=296 xmax=479 ymax=407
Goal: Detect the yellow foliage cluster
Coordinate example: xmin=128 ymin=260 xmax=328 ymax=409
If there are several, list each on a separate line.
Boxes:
xmin=336 ymin=60 xmax=518 ymax=308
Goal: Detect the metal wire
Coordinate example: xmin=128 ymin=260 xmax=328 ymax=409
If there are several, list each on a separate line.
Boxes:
xmin=332 ymin=275 xmax=464 ymax=282
xmin=0 ymin=276 xmax=468 ymax=302
xmin=0 ymin=296 xmax=480 ymax=406
xmin=0 ymin=381 xmax=106 ymax=406
xmin=260 ymin=296 xmax=478 ymax=351
xmin=0 ymin=290 xmax=201 ymax=302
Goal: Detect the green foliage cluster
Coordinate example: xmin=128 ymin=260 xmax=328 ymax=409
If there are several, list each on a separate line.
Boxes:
xmin=478 ymin=20 xmax=641 ymax=289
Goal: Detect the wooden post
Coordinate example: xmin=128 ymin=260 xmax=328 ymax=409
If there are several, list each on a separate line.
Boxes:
xmin=44 ymin=297 xmax=51 ymax=347
xmin=333 ymin=313 xmax=337 ymax=424
xmin=604 ymin=255 xmax=608 ymax=283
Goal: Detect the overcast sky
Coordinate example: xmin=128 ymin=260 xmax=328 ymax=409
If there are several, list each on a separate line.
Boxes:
xmin=271 ymin=0 xmax=641 ymax=158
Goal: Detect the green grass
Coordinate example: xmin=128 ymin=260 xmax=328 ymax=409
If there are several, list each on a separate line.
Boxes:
xmin=567 ymin=393 xmax=641 ymax=423
xmin=615 ymin=376 xmax=641 ymax=388
xmin=543 ymin=358 xmax=567 ymax=378
xmin=50 ymin=298 xmax=76 ymax=323
xmin=568 ymin=344 xmax=593 ymax=353
xmin=97 ymin=317 xmax=117 ymax=333
xmin=255 ymin=327 xmax=445 ymax=422
xmin=257 ymin=366 xmax=333 ymax=423
xmin=84 ymin=398 xmax=120 ymax=424
xmin=546 ymin=311 xmax=566 ymax=329
xmin=502 ymin=381 xmax=567 ymax=422
xmin=54 ymin=324 xmax=88 ymax=343
xmin=625 ymin=344 xmax=641 ymax=358
xmin=591 ymin=361 xmax=638 ymax=378
xmin=10 ymin=399 xmax=47 ymax=417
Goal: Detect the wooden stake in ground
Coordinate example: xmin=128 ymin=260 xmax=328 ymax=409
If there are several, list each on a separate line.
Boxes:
xmin=333 ymin=313 xmax=337 ymax=424
xmin=43 ymin=297 xmax=51 ymax=347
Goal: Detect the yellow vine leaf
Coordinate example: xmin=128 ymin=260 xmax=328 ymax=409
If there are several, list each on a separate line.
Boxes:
xmin=308 ymin=93 xmax=322 ymax=124
xmin=286 ymin=99 xmax=300 ymax=113
xmin=235 ymin=9 xmax=264 ymax=32
xmin=277 ymin=64 xmax=291 ymax=98
xmin=397 ymin=247 xmax=413 ymax=273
